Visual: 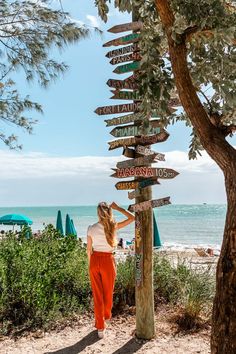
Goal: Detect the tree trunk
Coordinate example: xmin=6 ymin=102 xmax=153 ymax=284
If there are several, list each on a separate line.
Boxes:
xmin=211 ymin=163 xmax=236 ymax=354
xmin=154 ymin=1 xmax=236 ymax=352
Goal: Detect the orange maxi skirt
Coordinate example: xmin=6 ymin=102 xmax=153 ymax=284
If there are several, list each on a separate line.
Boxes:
xmin=89 ymin=251 xmax=116 ymax=330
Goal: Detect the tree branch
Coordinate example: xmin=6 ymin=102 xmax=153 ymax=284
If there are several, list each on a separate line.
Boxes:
xmin=155 ymin=0 xmax=236 ymax=170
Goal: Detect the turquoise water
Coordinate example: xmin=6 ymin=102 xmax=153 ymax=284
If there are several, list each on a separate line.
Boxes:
xmin=0 ymin=205 xmax=226 ymax=247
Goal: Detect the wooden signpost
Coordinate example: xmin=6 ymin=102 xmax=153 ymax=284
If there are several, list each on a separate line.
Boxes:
xmin=136 ymin=145 xmax=165 ymax=160
xmin=108 ymin=130 xmax=169 ymax=150
xmin=110 ymin=121 xmax=161 ymax=138
xmin=115 ymin=177 xmax=160 ymax=190
xmin=105 ymin=113 xmax=142 ymax=127
xmin=95 ymin=16 xmax=180 ymax=341
xmin=108 ymin=21 xmax=143 ymax=34
xmin=113 ymin=61 xmax=140 ymax=74
xmin=107 ymin=75 xmax=138 ymax=90
xmin=111 ymin=167 xmax=179 ymax=179
xmin=106 ymin=43 xmax=139 ymax=59
xmin=116 ymin=154 xmax=158 ymax=169
xmin=103 ymin=33 xmax=140 ymax=47
xmin=110 ymin=52 xmax=142 ymax=65
xmin=95 ymin=102 xmax=141 ymax=116
xmin=110 ymin=90 xmax=141 ymax=100
xmin=128 ymin=196 xmax=171 ymax=212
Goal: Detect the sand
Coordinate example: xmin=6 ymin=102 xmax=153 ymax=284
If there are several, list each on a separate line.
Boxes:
xmin=0 ymin=308 xmax=211 ymax=354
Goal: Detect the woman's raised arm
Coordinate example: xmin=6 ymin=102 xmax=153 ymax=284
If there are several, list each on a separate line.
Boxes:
xmin=110 ymin=202 xmax=135 ymax=230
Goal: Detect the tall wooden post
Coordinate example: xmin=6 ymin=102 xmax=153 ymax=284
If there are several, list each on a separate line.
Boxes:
xmin=133 ymin=7 xmax=155 ymax=340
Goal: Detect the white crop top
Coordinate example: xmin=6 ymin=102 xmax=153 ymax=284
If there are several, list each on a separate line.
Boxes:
xmin=87 ymin=222 xmax=115 ymax=252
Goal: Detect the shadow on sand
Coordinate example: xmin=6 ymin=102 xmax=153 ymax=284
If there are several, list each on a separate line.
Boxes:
xmin=44 ymin=330 xmax=100 ymax=354
xmin=111 ymin=338 xmax=144 ymax=354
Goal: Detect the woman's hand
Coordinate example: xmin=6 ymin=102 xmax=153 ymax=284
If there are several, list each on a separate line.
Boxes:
xmin=110 ymin=202 xmax=120 ymax=211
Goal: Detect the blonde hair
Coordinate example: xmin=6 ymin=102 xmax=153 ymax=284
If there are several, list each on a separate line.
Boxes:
xmin=97 ymin=202 xmax=117 ymax=247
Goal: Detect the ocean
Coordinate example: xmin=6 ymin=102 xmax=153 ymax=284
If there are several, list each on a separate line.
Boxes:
xmin=0 ymin=204 xmax=226 ymax=250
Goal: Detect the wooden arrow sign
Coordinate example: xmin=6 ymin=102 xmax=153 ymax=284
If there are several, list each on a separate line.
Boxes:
xmin=136 ymin=145 xmax=165 ymax=161
xmin=115 ymin=180 xmax=139 ymax=190
xmin=95 ymin=102 xmax=141 ymax=116
xmin=107 ymin=75 xmax=138 ymax=90
xmin=128 ymin=189 xmax=142 ymax=200
xmin=128 ymin=197 xmax=171 ymax=212
xmin=108 ymin=130 xmax=169 ymax=150
xmin=113 ymin=61 xmax=140 ymax=74
xmin=106 ymin=43 xmax=139 ymax=59
xmin=111 ymin=167 xmax=179 ymax=179
xmin=105 ymin=113 xmax=142 ymax=127
xmin=103 ymin=33 xmax=140 ymax=47
xmin=116 ymin=154 xmax=158 ymax=169
xmin=115 ymin=177 xmax=160 ymax=190
xmin=110 ymin=122 xmax=161 ymax=138
xmin=110 ymin=52 xmax=142 ymax=65
xmin=108 ymin=21 xmax=143 ymax=34
xmin=110 ymin=90 xmax=141 ymax=100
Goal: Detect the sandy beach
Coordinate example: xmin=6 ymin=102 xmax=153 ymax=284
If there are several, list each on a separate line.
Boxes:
xmin=0 ymin=306 xmax=211 ymax=354
xmin=0 ymin=250 xmax=216 ymax=354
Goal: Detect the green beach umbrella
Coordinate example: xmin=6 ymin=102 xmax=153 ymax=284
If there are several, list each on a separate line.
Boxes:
xmin=70 ymin=219 xmax=77 ymax=237
xmin=153 ymin=212 xmax=162 ymax=248
xmin=56 ymin=210 xmax=64 ymax=236
xmin=65 ymin=214 xmax=74 ymax=236
xmin=0 ymin=214 xmax=33 ymax=226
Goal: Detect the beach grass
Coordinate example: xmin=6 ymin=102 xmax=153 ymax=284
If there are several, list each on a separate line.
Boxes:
xmin=0 ymin=225 xmax=215 ymax=335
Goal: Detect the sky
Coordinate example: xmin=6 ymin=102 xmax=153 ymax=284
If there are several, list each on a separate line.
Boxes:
xmin=0 ymin=0 xmax=234 ymax=206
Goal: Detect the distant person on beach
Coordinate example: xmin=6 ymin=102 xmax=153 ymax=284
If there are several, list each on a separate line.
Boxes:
xmin=117 ymin=237 xmax=125 ymax=249
xmin=87 ymin=201 xmax=134 ymax=339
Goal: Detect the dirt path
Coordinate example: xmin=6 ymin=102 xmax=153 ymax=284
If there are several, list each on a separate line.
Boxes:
xmin=0 ymin=310 xmax=210 ymax=354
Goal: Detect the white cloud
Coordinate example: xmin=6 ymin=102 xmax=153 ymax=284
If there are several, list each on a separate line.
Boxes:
xmin=0 ymin=149 xmax=227 ymax=206
xmin=86 ymin=15 xmax=100 ymax=28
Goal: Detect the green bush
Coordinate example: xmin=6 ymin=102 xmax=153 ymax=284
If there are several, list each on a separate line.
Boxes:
xmin=0 ymin=229 xmax=215 ymax=334
xmin=0 ymin=225 xmax=90 ymax=333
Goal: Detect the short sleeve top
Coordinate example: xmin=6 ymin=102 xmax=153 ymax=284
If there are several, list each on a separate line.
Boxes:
xmin=87 ymin=222 xmax=114 ymax=252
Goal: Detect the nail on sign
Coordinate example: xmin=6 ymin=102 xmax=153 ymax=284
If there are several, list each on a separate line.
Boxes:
xmin=128 ymin=197 xmax=171 ymax=212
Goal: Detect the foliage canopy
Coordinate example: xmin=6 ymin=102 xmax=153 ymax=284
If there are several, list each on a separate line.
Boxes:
xmin=95 ymin=0 xmax=236 ymax=158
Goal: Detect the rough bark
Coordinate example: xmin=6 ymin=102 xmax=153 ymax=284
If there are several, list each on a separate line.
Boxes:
xmin=155 ymin=1 xmax=236 ymax=352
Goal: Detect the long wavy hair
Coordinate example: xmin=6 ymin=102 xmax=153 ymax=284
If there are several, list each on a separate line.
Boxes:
xmin=97 ymin=202 xmax=117 ymax=247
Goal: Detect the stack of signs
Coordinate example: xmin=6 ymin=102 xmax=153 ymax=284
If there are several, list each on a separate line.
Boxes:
xmin=95 ymin=21 xmax=179 ymax=287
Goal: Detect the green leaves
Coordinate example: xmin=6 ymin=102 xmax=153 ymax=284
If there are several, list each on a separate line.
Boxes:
xmin=0 ymin=0 xmax=90 ymax=148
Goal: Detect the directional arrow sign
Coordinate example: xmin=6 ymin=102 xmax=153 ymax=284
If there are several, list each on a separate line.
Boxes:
xmin=116 ymin=154 xmax=158 ymax=169
xmin=107 ymin=75 xmax=138 ymax=90
xmin=136 ymin=145 xmax=165 ymax=161
xmin=108 ymin=130 xmax=169 ymax=150
xmin=108 ymin=21 xmax=143 ymax=34
xmin=106 ymin=43 xmax=139 ymax=58
xmin=105 ymin=113 xmax=142 ymax=127
xmin=115 ymin=177 xmax=160 ymax=190
xmin=110 ymin=90 xmax=141 ymax=100
xmin=113 ymin=61 xmax=140 ymax=74
xmin=128 ymin=197 xmax=171 ymax=212
xmin=110 ymin=121 xmax=161 ymax=138
xmin=110 ymin=52 xmax=142 ymax=65
xmin=111 ymin=167 xmax=179 ymax=179
xmin=103 ymin=33 xmax=140 ymax=47
xmin=115 ymin=180 xmax=139 ymax=190
xmin=95 ymin=102 xmax=141 ymax=116
xmin=128 ymin=189 xmax=142 ymax=200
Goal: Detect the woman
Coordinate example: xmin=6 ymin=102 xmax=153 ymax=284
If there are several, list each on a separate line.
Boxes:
xmin=87 ymin=201 xmax=135 ymax=338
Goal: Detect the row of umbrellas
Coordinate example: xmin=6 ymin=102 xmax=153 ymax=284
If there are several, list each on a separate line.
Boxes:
xmin=56 ymin=210 xmax=77 ymax=237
